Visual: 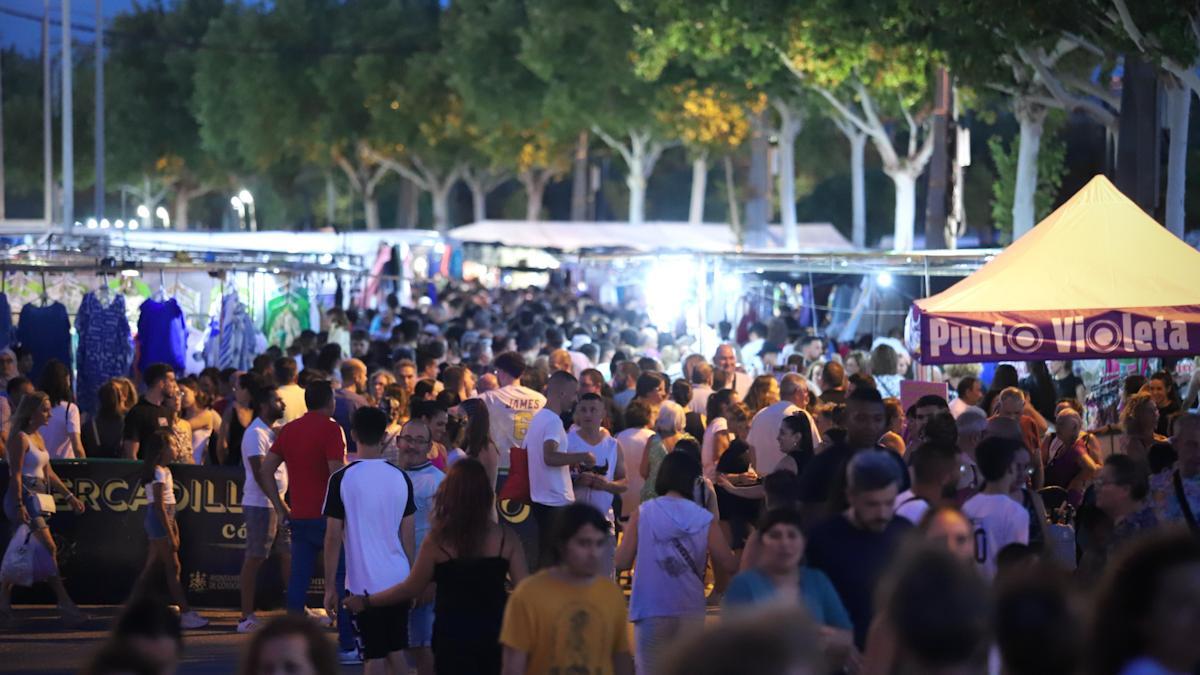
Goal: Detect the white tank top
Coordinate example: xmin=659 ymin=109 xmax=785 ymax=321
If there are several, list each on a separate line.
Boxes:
xmin=20 ymin=432 xmax=49 ymax=479
xmin=192 ymin=428 xmax=213 ymax=465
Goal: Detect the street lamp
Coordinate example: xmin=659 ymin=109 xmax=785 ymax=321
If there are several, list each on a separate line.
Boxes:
xmin=237 ymin=189 xmax=257 ymax=231
xmin=136 ymin=204 xmax=151 ymax=230
xmin=231 ymin=196 xmax=245 ymax=231
xmin=156 ymin=206 xmax=170 ymax=228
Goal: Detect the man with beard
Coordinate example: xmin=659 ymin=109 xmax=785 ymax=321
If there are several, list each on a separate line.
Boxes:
xmin=237 ymin=384 xmax=289 ymax=632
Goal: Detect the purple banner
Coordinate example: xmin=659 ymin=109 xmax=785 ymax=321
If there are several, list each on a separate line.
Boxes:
xmin=914 ymin=306 xmax=1200 ymax=364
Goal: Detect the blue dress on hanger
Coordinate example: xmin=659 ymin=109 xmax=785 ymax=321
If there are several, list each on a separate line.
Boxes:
xmin=76 ymin=292 xmax=133 ymax=416
xmin=17 ymin=301 xmax=71 ymax=384
xmin=138 ymin=297 xmax=188 ymax=374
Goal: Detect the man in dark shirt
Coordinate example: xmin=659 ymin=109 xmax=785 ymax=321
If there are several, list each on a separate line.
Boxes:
xmin=798 ymin=387 xmax=909 ymax=522
xmin=805 ymin=450 xmax=912 ymax=648
xmin=818 ymin=361 xmax=848 ymax=405
xmin=335 ymin=359 xmax=370 ymax=456
xmin=122 ymin=363 xmax=176 ymax=460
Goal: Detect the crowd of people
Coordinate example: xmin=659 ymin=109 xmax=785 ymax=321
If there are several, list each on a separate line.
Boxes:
xmin=1 ymin=280 xmax=1199 ymax=675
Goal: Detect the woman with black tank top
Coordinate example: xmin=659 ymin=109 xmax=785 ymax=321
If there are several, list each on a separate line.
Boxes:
xmin=343 ymin=458 xmax=527 ymax=675
xmin=216 ymin=372 xmax=257 ymax=466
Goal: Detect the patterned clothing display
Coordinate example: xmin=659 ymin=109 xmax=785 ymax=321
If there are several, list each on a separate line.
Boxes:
xmin=262 ymin=289 xmax=312 ymax=349
xmin=0 ymin=292 xmax=12 ymax=350
xmin=17 ymin=302 xmax=72 ymax=384
xmin=75 ymin=292 xmax=133 ymax=416
xmin=137 ymin=297 xmax=189 ymax=374
xmin=206 ymin=291 xmax=259 ymax=371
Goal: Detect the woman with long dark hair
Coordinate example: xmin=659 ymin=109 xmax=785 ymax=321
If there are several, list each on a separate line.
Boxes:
xmin=0 ymin=392 xmax=87 ymax=626
xmin=981 ymin=364 xmax=1020 ymax=416
xmin=82 ymin=379 xmax=127 ymax=458
xmin=38 ymin=359 xmax=84 ymax=459
xmin=1148 ymin=371 xmax=1182 ymax=437
xmin=447 ymin=398 xmax=500 ymax=490
xmin=1020 ymin=361 xmax=1058 ymax=421
xmin=343 ymin=459 xmax=527 ymax=675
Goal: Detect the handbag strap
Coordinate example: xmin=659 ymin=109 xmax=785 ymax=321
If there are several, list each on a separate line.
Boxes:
xmin=1173 ymin=470 xmax=1200 ymax=534
xmin=670 ymin=537 xmax=705 ymax=583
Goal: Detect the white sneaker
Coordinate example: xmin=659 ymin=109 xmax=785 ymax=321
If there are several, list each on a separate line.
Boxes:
xmin=180 ymin=611 xmax=209 ymax=629
xmin=338 ymin=649 xmax=362 ymax=665
xmin=305 ymin=606 xmax=334 ymax=627
xmin=236 ymin=615 xmax=262 ymax=633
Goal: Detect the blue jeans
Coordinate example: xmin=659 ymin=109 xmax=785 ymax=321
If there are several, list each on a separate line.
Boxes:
xmin=288 ymin=518 xmax=354 ymax=651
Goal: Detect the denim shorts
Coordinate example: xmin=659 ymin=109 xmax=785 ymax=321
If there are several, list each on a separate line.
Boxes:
xmin=144 ymin=504 xmax=176 ymax=540
xmin=3 ymin=476 xmax=49 ymax=531
xmin=244 ymin=505 xmax=290 ymax=559
xmin=408 ymin=601 xmax=435 ymax=648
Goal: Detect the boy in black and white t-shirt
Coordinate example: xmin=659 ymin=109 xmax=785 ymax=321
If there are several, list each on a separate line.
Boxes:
xmin=962 ymin=436 xmax=1030 ymax=579
xmin=323 ymin=407 xmax=417 ymax=671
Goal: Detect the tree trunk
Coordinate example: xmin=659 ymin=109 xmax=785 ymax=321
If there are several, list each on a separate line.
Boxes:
xmin=1164 ymin=80 xmax=1190 ymax=237
xmin=887 ymin=169 xmax=917 ymax=251
xmin=467 ymin=179 xmax=487 ymax=223
xmin=849 ymin=131 xmax=867 ymax=247
xmin=744 ymin=113 xmax=770 ymax=248
xmin=432 ymin=184 xmax=452 ymax=234
xmin=724 ymin=155 xmax=740 ymax=240
xmin=173 ymin=194 xmax=189 ymax=232
xmin=364 ymin=190 xmax=380 ymax=231
xmin=521 ymin=171 xmax=549 ymax=222
xmin=397 ymin=178 xmax=418 ymax=228
xmin=571 ymin=130 xmax=589 ymax=221
xmin=1012 ymin=99 xmax=1047 ymax=240
xmin=1115 ymin=56 xmax=1159 ymax=212
xmin=775 ymin=103 xmax=801 ymax=250
xmin=325 ymin=171 xmax=337 ymax=228
xmin=627 ymin=159 xmax=646 ymax=226
xmin=688 ymin=154 xmax=708 ymax=225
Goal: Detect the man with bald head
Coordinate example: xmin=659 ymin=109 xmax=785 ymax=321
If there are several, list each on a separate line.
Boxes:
xmin=747 ymin=373 xmax=822 ymax=474
xmin=713 ymin=343 xmax=751 ymax=400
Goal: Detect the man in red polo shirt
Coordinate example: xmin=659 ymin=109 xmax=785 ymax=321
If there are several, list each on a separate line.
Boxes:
xmin=261 ymin=380 xmax=355 ymax=659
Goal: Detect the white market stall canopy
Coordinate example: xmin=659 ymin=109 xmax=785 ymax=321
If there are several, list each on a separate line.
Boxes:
xmin=70 ymin=229 xmax=443 ymax=261
xmin=448 ymin=221 xmax=856 ymax=253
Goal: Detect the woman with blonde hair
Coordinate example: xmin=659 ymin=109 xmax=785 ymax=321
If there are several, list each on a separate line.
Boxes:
xmin=1120 ymin=392 xmax=1164 ymax=465
xmin=743 ymin=375 xmax=780 ymax=417
xmin=1 ymin=392 xmax=87 ymax=625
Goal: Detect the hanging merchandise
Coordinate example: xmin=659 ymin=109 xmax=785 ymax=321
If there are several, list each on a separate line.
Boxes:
xmin=17 ymin=301 xmax=71 ymax=384
xmin=75 ymin=291 xmax=133 ymax=416
xmin=138 ymin=296 xmax=189 ymax=375
xmin=262 ymin=286 xmax=312 ymax=349
xmin=0 ymin=292 xmax=12 ymax=351
xmin=206 ymin=290 xmax=259 ymax=371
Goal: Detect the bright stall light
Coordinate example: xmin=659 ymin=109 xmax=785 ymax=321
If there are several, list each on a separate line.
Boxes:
xmin=238 ymin=189 xmax=254 ymax=205
xmin=877 ymin=271 xmax=894 ymax=288
xmin=128 ymin=219 xmax=140 ymax=230
xmin=645 ymin=256 xmax=696 ymax=331
xmin=114 ymin=219 xmax=125 ymax=229
xmin=576 ymin=281 xmax=588 ymax=293
xmin=120 ymin=269 xmax=140 ymax=278
xmin=136 ymin=204 xmax=150 ymax=219
xmin=86 ymin=218 xmax=98 ymax=229
xmin=99 ymin=218 xmax=111 ymax=229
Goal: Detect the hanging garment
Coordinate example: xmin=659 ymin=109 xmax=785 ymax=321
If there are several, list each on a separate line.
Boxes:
xmin=0 ymin=292 xmax=12 ymax=351
xmin=75 ymin=292 xmax=133 ymax=416
xmin=262 ymin=289 xmax=311 ymax=349
xmin=137 ymin=297 xmax=188 ymax=375
xmin=207 ymin=291 xmax=259 ymax=371
xmin=17 ymin=302 xmax=72 ymax=384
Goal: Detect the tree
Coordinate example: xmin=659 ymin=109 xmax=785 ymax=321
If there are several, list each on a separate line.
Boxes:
xmin=519 ymin=0 xmax=682 ymax=225
xmin=666 ymin=84 xmax=752 ymax=224
xmin=988 ymin=112 xmax=1067 ymax=239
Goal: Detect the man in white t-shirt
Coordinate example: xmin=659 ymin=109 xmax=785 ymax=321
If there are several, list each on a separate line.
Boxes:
xmin=747 ymin=373 xmax=822 ymax=475
xmin=567 ymin=393 xmax=626 ymax=577
xmin=954 ymin=407 xmax=988 ymax=499
xmin=237 ymin=384 xmax=289 ymax=633
xmin=524 ymin=370 xmax=593 ymax=569
xmin=740 ymin=321 xmax=768 ymax=377
xmin=713 ymin=344 xmax=751 ymax=400
xmin=948 ymin=376 xmax=983 ymax=419
xmin=688 ymin=362 xmax=715 ymax=419
xmin=962 ymin=436 xmax=1030 ymax=578
xmin=477 ymin=351 xmax=547 ymax=470
xmin=893 ymin=445 xmax=959 ymax=525
xmin=274 ymin=357 xmax=307 ymax=424
xmin=323 ymin=408 xmax=417 ymax=672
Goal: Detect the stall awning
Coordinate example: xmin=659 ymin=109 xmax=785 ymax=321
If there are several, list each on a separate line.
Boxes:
xmin=448 ymin=221 xmax=856 ymax=253
xmin=910 ymin=175 xmax=1200 ymax=363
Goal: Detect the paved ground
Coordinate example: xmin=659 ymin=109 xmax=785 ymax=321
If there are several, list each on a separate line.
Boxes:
xmin=0 ymin=605 xmax=360 ymax=675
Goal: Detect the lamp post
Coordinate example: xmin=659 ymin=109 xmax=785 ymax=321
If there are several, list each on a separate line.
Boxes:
xmin=136 ymin=204 xmax=150 ymax=230
xmin=237 ymin=189 xmax=256 ymax=231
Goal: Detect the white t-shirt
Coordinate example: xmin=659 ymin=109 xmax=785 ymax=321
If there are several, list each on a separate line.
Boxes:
xmin=616 ymin=427 xmax=654 ymax=518
xmin=277 ymin=383 xmax=308 ymax=424
xmin=42 ymin=401 xmax=80 ymax=459
xmin=741 ymin=339 xmax=765 ymax=377
xmin=146 ymin=466 xmax=176 ymax=505
xmin=962 ymin=492 xmax=1030 ymax=578
xmin=689 ymin=385 xmax=714 ymax=419
xmin=524 ymin=408 xmax=574 ymax=507
xmin=478 ymin=383 xmax=547 ymax=468
xmin=948 ymin=397 xmax=971 ymax=419
xmin=322 ymin=459 xmax=416 ymax=594
xmin=241 ymin=417 xmax=287 ymax=508
xmin=568 ymin=430 xmax=620 ymax=522
xmin=701 ymin=417 xmax=729 ymax=480
xmin=721 ymin=372 xmax=752 ymax=401
xmin=893 ymin=489 xmax=930 ymax=524
xmin=746 ymin=402 xmax=821 ymax=475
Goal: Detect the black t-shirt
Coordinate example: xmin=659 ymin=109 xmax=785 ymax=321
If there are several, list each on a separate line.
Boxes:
xmin=805 ymin=513 xmax=912 ymax=647
xmin=1053 ymin=373 xmax=1084 ymax=401
xmin=797 ymin=443 xmax=910 ymax=507
xmin=123 ymin=398 xmax=169 ymax=460
xmin=819 ymin=388 xmax=847 ymax=405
